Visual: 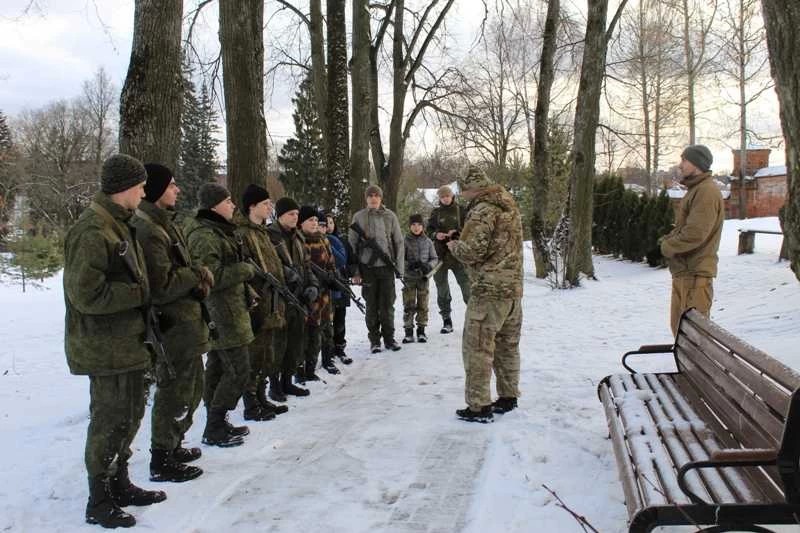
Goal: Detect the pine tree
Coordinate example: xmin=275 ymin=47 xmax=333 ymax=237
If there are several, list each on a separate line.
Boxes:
xmin=278 ymin=76 xmax=326 ymax=206
xmin=178 ymin=73 xmax=220 ymax=211
xmin=0 ymin=109 xmax=11 ymax=153
xmin=0 ymin=108 xmax=13 ymax=233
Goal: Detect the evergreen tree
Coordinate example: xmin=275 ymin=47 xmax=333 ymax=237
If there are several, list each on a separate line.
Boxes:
xmin=278 ymin=76 xmax=326 ymax=206
xmin=0 ymin=108 xmax=14 ymax=233
xmin=178 ymin=74 xmax=220 ymax=211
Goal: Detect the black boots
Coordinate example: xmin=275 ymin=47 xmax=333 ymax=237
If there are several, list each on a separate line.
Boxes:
xmin=202 ymin=408 xmax=245 ymax=447
xmin=257 ymin=379 xmax=288 ymax=414
xmin=455 ymin=405 xmax=494 ymax=423
xmin=149 ymin=449 xmax=203 ymax=483
xmin=440 ymin=317 xmax=453 ymax=334
xmin=416 ymin=327 xmax=427 ymax=343
xmin=109 ymin=462 xmax=167 ymax=507
xmin=300 ymin=361 xmax=321 ymax=382
xmin=334 ymin=345 xmax=353 ymax=365
xmin=242 ymin=391 xmax=276 ymax=421
xmin=402 ymin=328 xmax=415 ymax=343
xmin=492 ymin=397 xmax=518 ymax=414
xmin=268 ymin=373 xmax=287 ymax=403
xmin=86 ymin=476 xmax=136 ymax=528
xmin=282 ymin=372 xmax=310 ymax=397
xmin=321 ymin=347 xmax=340 ymax=374
xmin=370 ymin=343 xmax=382 ymax=354
xmin=385 ymin=339 xmax=402 ymax=351
xmin=172 ymin=446 xmax=201 ymax=463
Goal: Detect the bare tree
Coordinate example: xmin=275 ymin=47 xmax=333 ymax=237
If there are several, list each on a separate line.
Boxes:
xmin=309 ymin=0 xmax=328 ymax=166
xmin=761 ymin=0 xmax=800 ymax=280
xmin=350 ymin=0 xmax=372 ymax=211
xmin=119 ymin=0 xmax=183 ymax=170
xmin=326 ymin=0 xmax=350 ymax=213
xmin=80 ymin=67 xmax=117 ymax=177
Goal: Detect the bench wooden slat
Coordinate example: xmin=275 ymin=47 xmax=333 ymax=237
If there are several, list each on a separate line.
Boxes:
xmin=676 ymin=332 xmax=786 ymax=444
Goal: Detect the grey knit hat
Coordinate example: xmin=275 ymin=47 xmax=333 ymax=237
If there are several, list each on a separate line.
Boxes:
xmin=101 ymin=154 xmax=148 ymax=195
xmin=198 ymin=182 xmax=231 ymax=210
xmin=459 ymin=165 xmax=493 ymax=191
xmin=365 ymin=184 xmax=383 ymax=197
xmin=681 ymin=144 xmax=713 ymax=173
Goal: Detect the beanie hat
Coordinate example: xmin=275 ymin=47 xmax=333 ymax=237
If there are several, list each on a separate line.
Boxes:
xmin=197 ymin=182 xmax=230 ymax=210
xmin=437 ymin=185 xmax=454 ymax=198
xmin=101 ymin=154 xmax=148 ymax=195
xmin=275 ymin=197 xmax=300 ymax=219
xmin=681 ymin=144 xmax=713 ymax=173
xmin=242 ymin=184 xmax=270 ymax=214
xmin=317 ymin=210 xmax=329 ymax=225
xmin=143 ymin=163 xmax=173 ymax=203
xmin=298 ymin=205 xmax=319 ymax=225
xmin=459 ymin=165 xmax=493 ymax=191
xmin=365 ymin=184 xmax=383 ymax=197
xmin=409 ymin=213 xmax=424 ymax=225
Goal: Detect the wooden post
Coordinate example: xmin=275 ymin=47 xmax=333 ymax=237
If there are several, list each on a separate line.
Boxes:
xmin=738 ymin=230 xmax=755 ymax=254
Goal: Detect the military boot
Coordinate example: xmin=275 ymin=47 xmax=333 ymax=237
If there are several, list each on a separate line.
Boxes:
xmin=149 ymin=449 xmax=203 ymax=483
xmin=268 ymin=373 xmax=287 ymax=403
xmin=172 ymin=446 xmax=202 ymax=463
xmin=334 ymin=345 xmax=353 ymax=365
xmin=108 ymin=462 xmax=167 ymax=507
xmin=242 ymin=392 xmax=276 ymax=421
xmin=492 ymin=397 xmax=518 ymax=414
xmin=455 ymin=405 xmax=494 ymax=424
xmin=86 ymin=475 xmax=136 ymax=528
xmin=321 ymin=347 xmax=340 ymax=374
xmin=440 ymin=317 xmax=453 ymax=334
xmin=416 ymin=327 xmax=427 ymax=343
xmin=257 ymin=380 xmax=288 ymax=415
xmin=282 ymin=372 xmax=310 ymax=397
xmin=402 ymin=328 xmax=415 ymax=344
xmin=202 ymin=408 xmax=245 ymax=447
xmin=385 ymin=339 xmax=402 ymax=351
xmin=302 ymin=361 xmax=321 ymax=382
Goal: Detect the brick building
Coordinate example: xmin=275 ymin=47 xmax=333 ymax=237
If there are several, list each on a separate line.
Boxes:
xmin=727 ymin=148 xmax=787 ymax=218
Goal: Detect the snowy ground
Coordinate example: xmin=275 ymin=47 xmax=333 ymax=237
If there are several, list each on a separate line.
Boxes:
xmin=0 ymin=217 xmax=797 ymax=532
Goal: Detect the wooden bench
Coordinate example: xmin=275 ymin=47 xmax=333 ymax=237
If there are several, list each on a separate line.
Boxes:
xmin=598 ymin=309 xmax=800 ymax=532
xmin=738 ymin=229 xmax=788 ymax=260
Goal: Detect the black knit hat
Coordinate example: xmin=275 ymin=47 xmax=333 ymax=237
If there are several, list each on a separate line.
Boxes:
xmin=275 ymin=197 xmax=300 ymax=219
xmin=317 ymin=210 xmax=329 ymax=225
xmin=143 ymin=163 xmax=173 ymax=203
xmin=298 ymin=205 xmax=318 ymax=225
xmin=681 ymin=144 xmax=713 ymax=173
xmin=197 ymin=182 xmax=230 ymax=210
xmin=409 ymin=213 xmax=424 ymax=225
xmin=101 ymin=154 xmax=148 ymax=195
xmin=242 ymin=184 xmax=270 ymax=214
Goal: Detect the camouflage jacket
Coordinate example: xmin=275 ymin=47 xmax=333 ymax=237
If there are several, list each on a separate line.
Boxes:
xmin=185 ymin=210 xmax=255 ymax=350
xmin=426 ymin=200 xmax=466 ymax=262
xmin=303 ymin=231 xmax=335 ymax=325
xmin=403 ymin=233 xmax=437 ymax=281
xmin=236 ymin=214 xmax=286 ymax=331
xmin=266 ymin=221 xmax=319 ymax=299
xmin=63 ymin=192 xmax=151 ymax=376
xmin=449 ymin=185 xmax=524 ymax=299
xmin=130 ymin=200 xmax=210 ymax=359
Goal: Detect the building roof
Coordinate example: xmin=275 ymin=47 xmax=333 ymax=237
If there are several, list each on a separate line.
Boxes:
xmin=666 ymin=180 xmax=731 ymax=200
xmin=753 ymin=165 xmax=786 ymax=178
xmin=419 ymin=181 xmax=460 ymax=204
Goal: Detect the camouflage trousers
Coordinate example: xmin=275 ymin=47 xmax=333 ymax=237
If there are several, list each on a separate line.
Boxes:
xmin=247 ymin=327 xmax=278 ymax=393
xmin=402 ymin=277 xmax=430 ymax=328
xmin=204 ymin=346 xmax=251 ymax=411
xmin=362 ymin=265 xmax=397 ymax=345
xmin=670 ymin=275 xmax=714 ymax=337
xmin=151 ymin=353 xmax=204 ymax=451
xmin=304 ymin=323 xmax=322 ymax=371
xmin=462 ymin=297 xmax=522 ymax=409
xmin=274 ymin=308 xmax=306 ymax=373
xmin=85 ymin=370 xmax=146 ymax=478
xmin=433 ymin=260 xmax=470 ymax=319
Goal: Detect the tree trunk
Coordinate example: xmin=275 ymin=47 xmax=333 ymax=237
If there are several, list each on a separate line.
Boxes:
xmin=350 ymin=0 xmax=371 ymax=214
xmin=383 ymin=0 xmax=408 ymax=211
xmin=219 ymin=0 xmax=269 ymax=207
xmin=326 ymin=0 xmax=350 ymax=214
xmin=761 ymin=0 xmax=800 ymax=280
xmin=682 ymin=0 xmax=696 ymax=145
xmin=531 ymin=0 xmax=560 ymax=279
xmin=119 ymin=0 xmax=183 ymax=170
xmin=737 ymin=0 xmax=748 ymax=219
xmin=310 ymin=0 xmax=328 ymax=170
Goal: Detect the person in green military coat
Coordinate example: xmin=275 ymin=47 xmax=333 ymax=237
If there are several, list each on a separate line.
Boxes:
xmin=236 ymin=184 xmax=289 ymax=420
xmin=185 ymin=183 xmax=257 ymax=447
xmin=131 ymin=163 xmax=214 ymax=483
xmin=64 ymin=154 xmax=167 ymax=528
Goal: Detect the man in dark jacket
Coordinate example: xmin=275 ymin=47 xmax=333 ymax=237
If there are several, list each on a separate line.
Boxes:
xmin=64 ymin=154 xmax=167 ymax=528
xmin=131 ymin=163 xmax=213 ymax=484
xmin=186 ymin=183 xmax=257 ymax=448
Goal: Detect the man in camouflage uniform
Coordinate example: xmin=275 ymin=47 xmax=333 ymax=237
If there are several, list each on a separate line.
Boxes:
xmin=349 ymin=185 xmax=405 ymax=353
xmin=267 ymin=197 xmax=320 ymax=397
xmin=236 ymin=184 xmax=289 ymax=419
xmin=64 ymin=154 xmax=166 ymax=528
xmin=131 ymin=163 xmax=213 ymax=484
xmin=186 ymin=183 xmax=256 ymax=447
xmin=448 ymin=166 xmax=523 ymax=423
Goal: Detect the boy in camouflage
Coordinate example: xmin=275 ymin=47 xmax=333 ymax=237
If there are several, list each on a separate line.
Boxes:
xmin=402 ymin=214 xmax=438 ymax=343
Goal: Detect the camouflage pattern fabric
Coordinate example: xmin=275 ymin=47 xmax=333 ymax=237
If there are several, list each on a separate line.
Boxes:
xmin=402 ymin=278 xmax=430 ymax=329
xmin=150 ymin=354 xmax=204 ymax=451
xmin=203 ymin=346 xmax=251 ymax=411
xmin=274 ymin=307 xmax=307 ymax=372
xmin=248 ymin=328 xmax=278 ymax=394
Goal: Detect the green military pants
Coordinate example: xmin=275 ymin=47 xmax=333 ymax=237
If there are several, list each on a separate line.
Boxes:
xmin=203 ymin=346 xmax=251 ymax=411
xmin=304 ymin=324 xmax=322 ymax=370
xmin=85 ymin=370 xmax=146 ymax=478
xmin=362 ymin=266 xmax=397 ymax=345
xmin=247 ymin=327 xmax=278 ymax=393
xmin=402 ymin=277 xmax=430 ymax=329
xmin=274 ymin=307 xmax=306 ymax=373
xmin=151 ymin=354 xmax=204 ymax=451
xmin=462 ymin=297 xmax=522 ymax=409
xmin=433 ymin=260 xmax=470 ymax=319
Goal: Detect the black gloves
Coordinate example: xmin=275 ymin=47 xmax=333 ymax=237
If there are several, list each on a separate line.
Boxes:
xmin=303 ymin=286 xmax=319 ymax=304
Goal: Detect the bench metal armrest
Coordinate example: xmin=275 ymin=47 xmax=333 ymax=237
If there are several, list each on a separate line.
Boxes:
xmin=622 ymin=344 xmax=675 ymax=373
xmin=677 ymin=449 xmax=779 ymax=504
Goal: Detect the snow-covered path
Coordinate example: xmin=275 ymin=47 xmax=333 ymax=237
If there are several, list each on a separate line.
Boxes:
xmin=1 ymin=217 xmax=797 ymax=532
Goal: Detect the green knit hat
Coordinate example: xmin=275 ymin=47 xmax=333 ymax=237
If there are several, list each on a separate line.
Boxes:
xmin=198 ymin=182 xmax=230 ymax=210
xmin=681 ymin=144 xmax=713 ymax=172
xmin=101 ymin=154 xmax=148 ymax=195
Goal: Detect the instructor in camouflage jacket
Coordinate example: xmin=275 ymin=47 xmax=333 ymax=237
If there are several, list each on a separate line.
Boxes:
xmin=448 ymin=166 xmax=523 ymax=423
xmin=64 ymin=154 xmax=166 ymax=528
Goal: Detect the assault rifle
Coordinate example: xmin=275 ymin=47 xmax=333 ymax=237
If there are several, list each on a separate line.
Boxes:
xmin=349 ymin=222 xmax=406 ymax=287
xmin=426 ymin=260 xmax=443 ymax=279
xmin=117 ymin=240 xmax=176 ymax=380
xmin=307 ymin=261 xmax=366 ymax=315
xmin=247 ymin=259 xmax=309 ymax=318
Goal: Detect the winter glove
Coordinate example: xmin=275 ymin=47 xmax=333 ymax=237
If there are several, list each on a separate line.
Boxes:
xmin=419 ymin=263 xmax=432 ymax=275
xmin=190 ymin=284 xmax=210 ymax=301
xmin=303 ymin=286 xmax=319 ymax=304
xmin=283 ymin=265 xmax=302 ymax=286
xmin=243 ymin=262 xmax=258 ymax=281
